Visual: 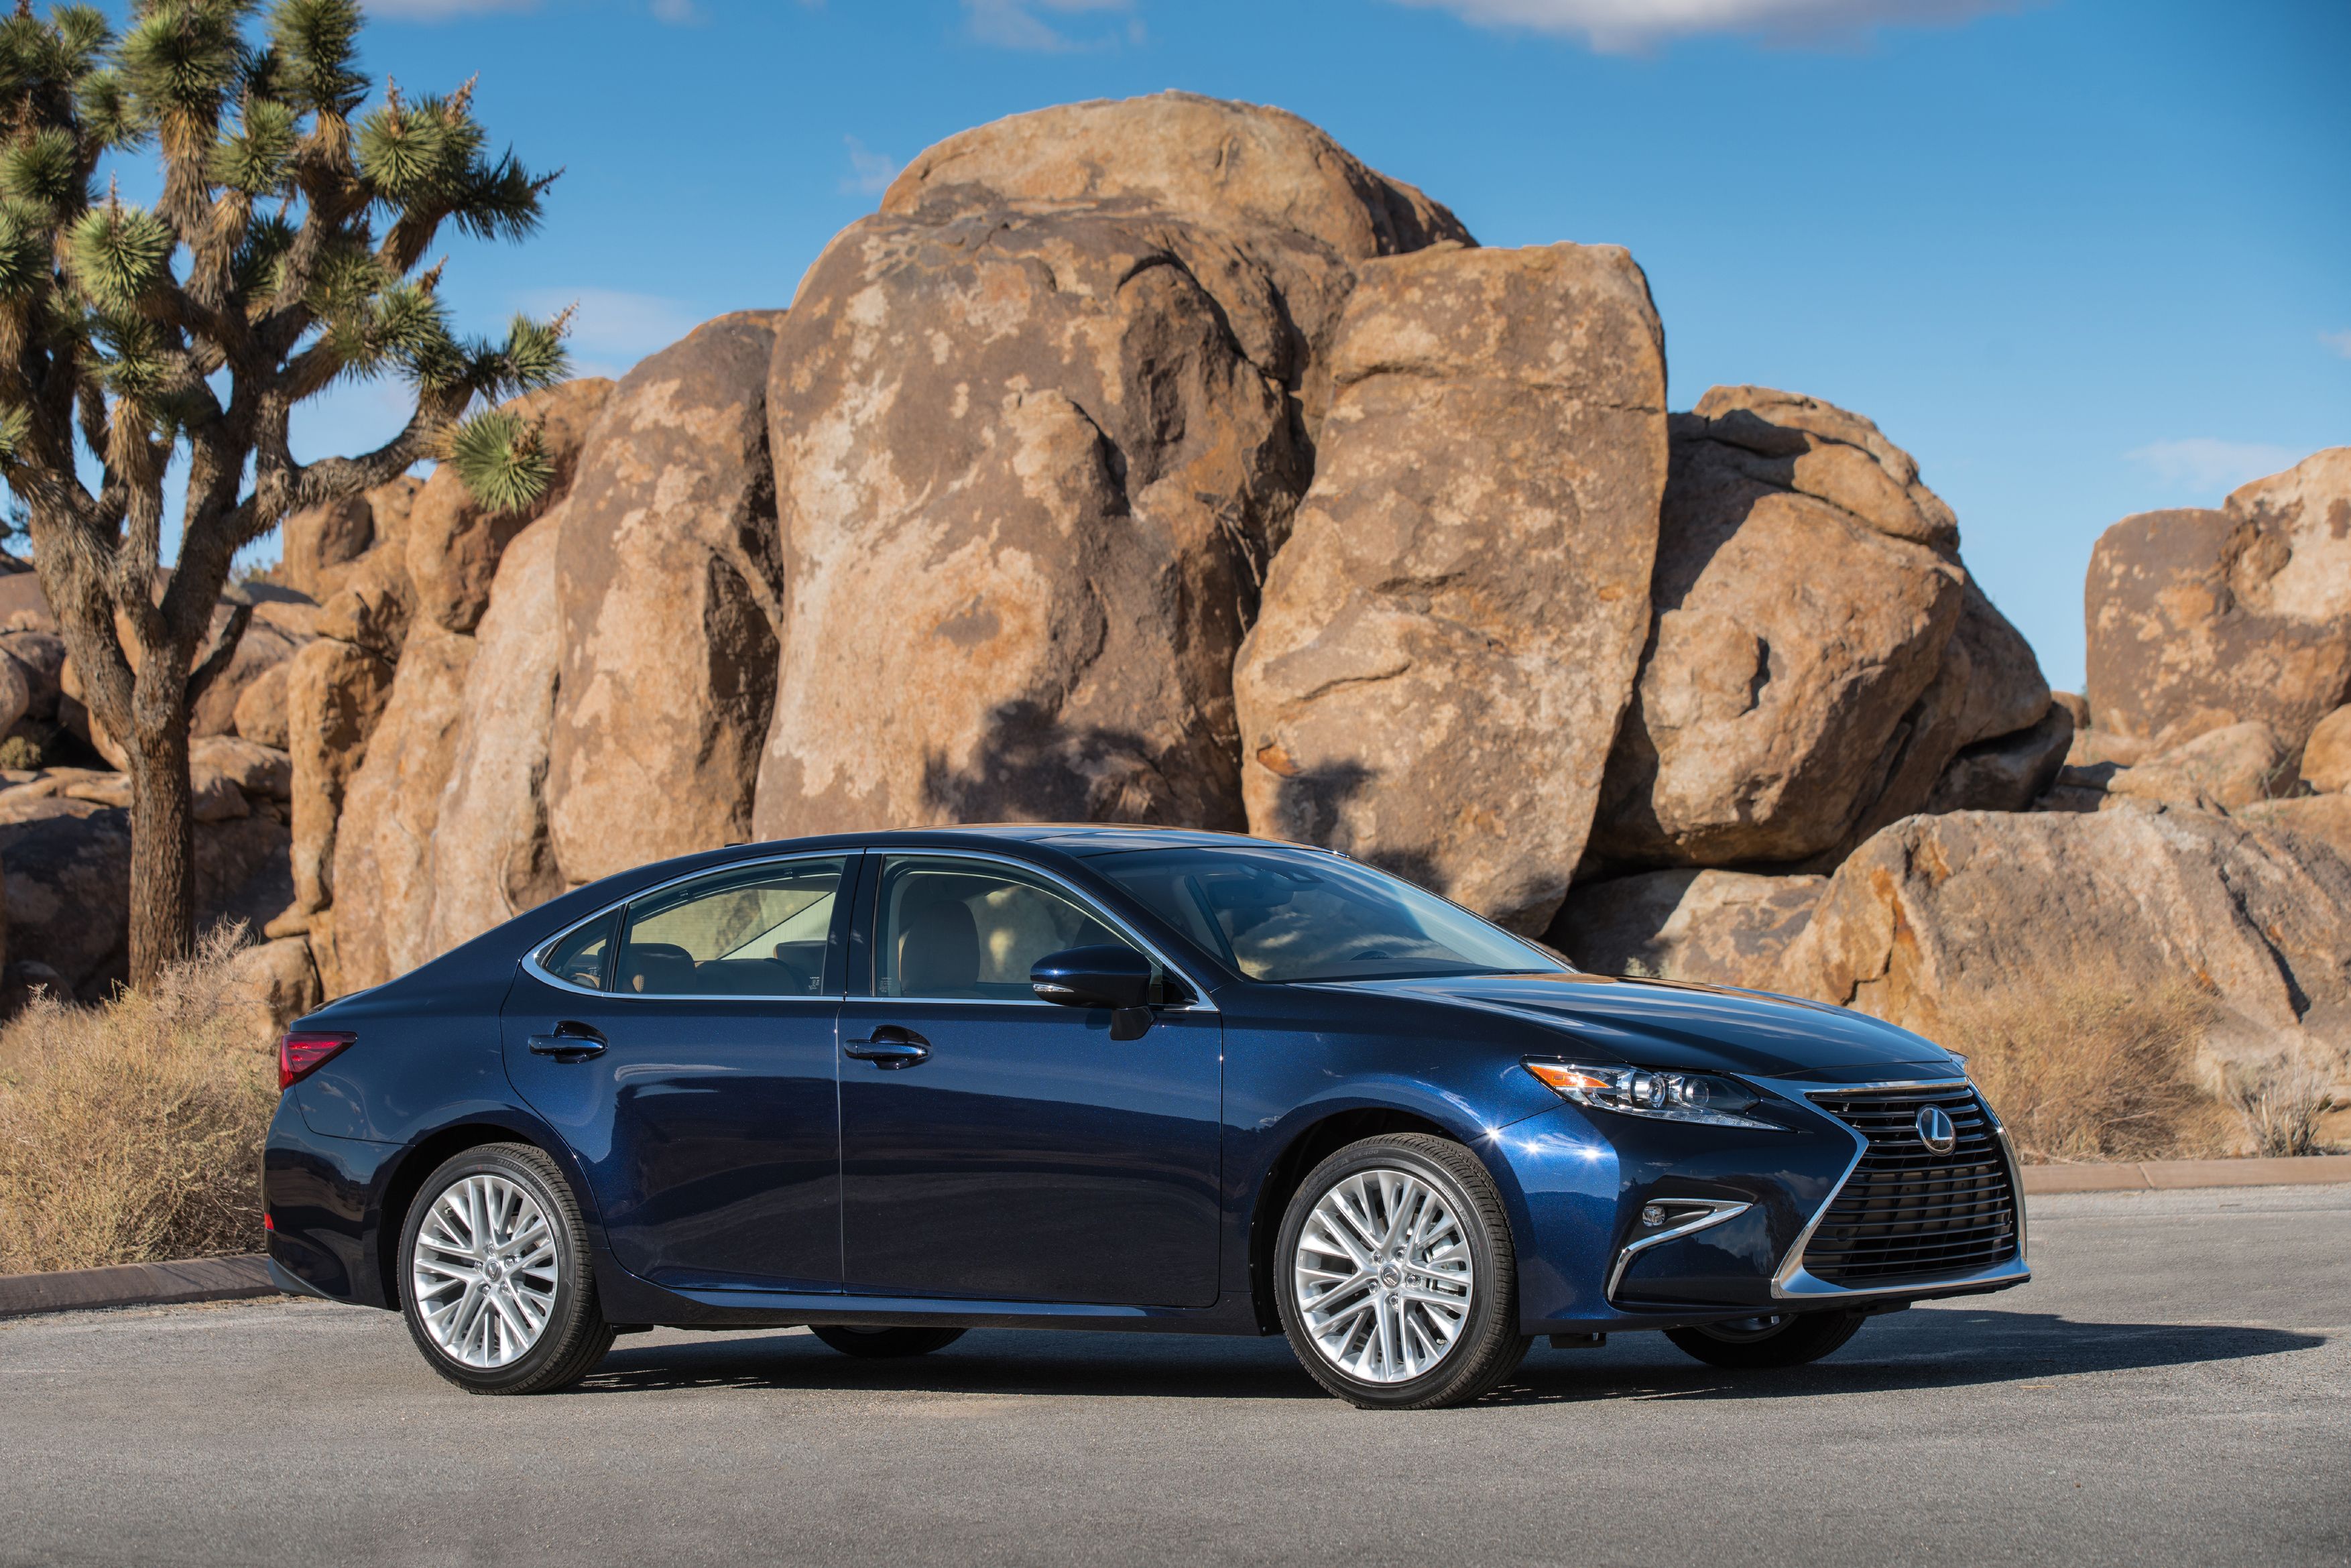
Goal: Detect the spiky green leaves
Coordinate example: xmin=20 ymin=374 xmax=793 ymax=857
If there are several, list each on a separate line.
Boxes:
xmin=445 ymin=408 xmax=552 ymax=515
xmin=68 ymin=204 xmax=174 ymax=312
xmin=119 ymin=2 xmax=251 ymax=134
xmin=206 ymin=97 xmax=295 ymax=193
xmin=267 ymin=0 xmax=363 ymax=118
xmin=0 ymin=402 xmax=32 ymax=462
xmin=357 ymin=89 xmax=486 ymax=204
xmin=0 ymin=204 xmax=52 ymax=302
xmin=0 ymin=129 xmax=83 ymax=215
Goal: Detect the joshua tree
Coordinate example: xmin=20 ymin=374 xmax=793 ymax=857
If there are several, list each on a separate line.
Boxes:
xmin=0 ymin=0 xmax=569 ymax=985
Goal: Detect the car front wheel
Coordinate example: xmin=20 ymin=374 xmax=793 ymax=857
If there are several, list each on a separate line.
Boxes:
xmin=398 ymin=1142 xmax=615 ymax=1395
xmin=1665 ymin=1309 xmax=1868 ymax=1370
xmin=1275 ymin=1134 xmax=1530 ymax=1410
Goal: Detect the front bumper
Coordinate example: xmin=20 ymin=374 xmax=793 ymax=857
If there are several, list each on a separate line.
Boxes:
xmin=1500 ymin=1073 xmax=2029 ymax=1333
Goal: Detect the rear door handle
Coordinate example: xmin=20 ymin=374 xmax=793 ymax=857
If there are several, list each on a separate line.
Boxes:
xmin=528 ymin=1024 xmax=607 ymax=1062
xmin=843 ymin=1028 xmax=930 ymax=1069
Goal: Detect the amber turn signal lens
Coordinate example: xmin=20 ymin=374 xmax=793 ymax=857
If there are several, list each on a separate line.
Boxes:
xmin=1524 ymin=1062 xmax=1613 ymax=1094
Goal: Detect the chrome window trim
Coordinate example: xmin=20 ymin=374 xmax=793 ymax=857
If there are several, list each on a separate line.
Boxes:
xmin=1754 ymin=1073 xmax=2030 ymax=1302
xmin=867 ymin=846 xmax=1218 ymax=1014
xmin=522 ymin=845 xmax=1219 ymax=1014
xmin=521 ymin=851 xmax=857 ymax=1003
xmin=1604 ymin=1200 xmax=1751 ymax=1305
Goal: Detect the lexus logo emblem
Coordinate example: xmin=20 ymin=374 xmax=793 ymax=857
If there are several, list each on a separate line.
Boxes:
xmin=1915 ymin=1105 xmax=1957 ymax=1154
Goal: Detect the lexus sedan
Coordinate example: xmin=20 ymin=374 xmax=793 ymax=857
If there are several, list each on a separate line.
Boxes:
xmin=264 ymin=827 xmax=2027 ymax=1409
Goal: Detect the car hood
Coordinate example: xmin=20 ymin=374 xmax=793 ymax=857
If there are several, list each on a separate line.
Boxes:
xmin=1317 ymin=971 xmax=1957 ymax=1082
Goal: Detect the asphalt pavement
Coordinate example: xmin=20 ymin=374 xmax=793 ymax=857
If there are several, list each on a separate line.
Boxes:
xmin=3 ymin=1185 xmax=2346 ymax=1568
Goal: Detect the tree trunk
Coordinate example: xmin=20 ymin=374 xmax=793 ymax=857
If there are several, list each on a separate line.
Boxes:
xmin=125 ymin=671 xmax=196 ymax=988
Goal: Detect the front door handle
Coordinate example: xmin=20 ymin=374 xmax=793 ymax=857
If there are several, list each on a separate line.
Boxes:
xmin=528 ymin=1022 xmax=607 ymax=1062
xmin=843 ymin=1028 xmax=930 ymax=1069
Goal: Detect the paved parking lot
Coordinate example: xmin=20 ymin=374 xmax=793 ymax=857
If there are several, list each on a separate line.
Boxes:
xmin=3 ymin=1185 xmax=2346 ymax=1568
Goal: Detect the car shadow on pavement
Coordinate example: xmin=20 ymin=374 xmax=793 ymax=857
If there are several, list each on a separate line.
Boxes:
xmin=569 ymin=1309 xmax=2324 ymax=1404
xmin=1485 ymin=1311 xmax=2327 ymax=1407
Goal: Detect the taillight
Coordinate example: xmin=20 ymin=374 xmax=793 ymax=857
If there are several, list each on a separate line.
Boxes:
xmin=280 ymin=1032 xmax=357 ymax=1090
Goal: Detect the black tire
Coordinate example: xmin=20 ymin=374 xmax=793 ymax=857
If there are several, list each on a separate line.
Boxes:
xmin=397 ymin=1142 xmax=615 ymax=1395
xmin=1666 ymin=1309 xmax=1868 ymax=1370
xmin=1274 ymin=1134 xmax=1531 ymax=1410
xmin=809 ymin=1325 xmax=968 ymax=1359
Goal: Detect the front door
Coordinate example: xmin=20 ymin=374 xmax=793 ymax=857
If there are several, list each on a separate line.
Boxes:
xmin=837 ymin=852 xmax=1223 ymax=1309
xmin=501 ymin=853 xmax=854 ymax=1293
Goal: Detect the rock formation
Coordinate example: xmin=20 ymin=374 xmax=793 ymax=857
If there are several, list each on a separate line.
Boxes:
xmin=1553 ymin=869 xmax=1826 ymax=989
xmin=753 ymin=94 xmax=1464 ymax=842
xmin=548 ymin=312 xmax=784 ymax=884
xmin=1589 ymin=387 xmax=2057 ymax=871
xmin=1233 ymin=243 xmax=1668 ymax=930
xmin=2085 ymin=447 xmax=2351 ymax=761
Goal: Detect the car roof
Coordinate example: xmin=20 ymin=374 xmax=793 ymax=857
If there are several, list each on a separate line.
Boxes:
xmin=730 ymin=824 xmax=1296 ymax=855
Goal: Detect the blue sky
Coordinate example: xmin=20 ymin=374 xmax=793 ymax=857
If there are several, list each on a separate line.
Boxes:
xmin=187 ymin=1 xmax=2351 ymax=688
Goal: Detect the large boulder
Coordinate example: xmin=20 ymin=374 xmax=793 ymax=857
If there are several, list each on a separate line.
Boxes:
xmin=1591 ymin=387 xmax=2053 ymax=870
xmin=755 ymin=162 xmax=1378 ymax=837
xmin=404 ymin=380 xmax=613 ymax=636
xmin=1551 ymin=868 xmax=1826 ymax=987
xmin=880 ymin=91 xmax=1469 ymax=425
xmin=1232 ymin=243 xmax=1668 ymax=930
xmin=277 ymin=477 xmax=419 ymax=602
xmin=277 ymin=638 xmax=394 ymax=930
xmin=2085 ymin=447 xmax=2351 ymax=758
xmin=314 ymin=621 xmax=476 ymax=996
xmin=427 ymin=513 xmax=568 ymax=955
xmin=2299 ymin=705 xmax=2351 ymax=794
xmin=546 ymin=313 xmax=786 ymax=884
xmin=1775 ymin=808 xmax=2351 ymax=1067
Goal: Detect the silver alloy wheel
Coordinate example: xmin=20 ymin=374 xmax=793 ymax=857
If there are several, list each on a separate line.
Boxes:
xmin=410 ymin=1173 xmax=560 ymax=1369
xmin=1292 ymin=1166 xmax=1475 ymax=1384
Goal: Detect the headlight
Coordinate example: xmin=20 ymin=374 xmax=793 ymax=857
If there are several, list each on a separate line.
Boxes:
xmin=1524 ymin=1061 xmax=1780 ymax=1130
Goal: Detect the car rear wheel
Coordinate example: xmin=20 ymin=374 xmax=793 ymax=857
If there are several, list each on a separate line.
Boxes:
xmin=1665 ymin=1309 xmax=1867 ymax=1370
xmin=1275 ymin=1134 xmax=1530 ymax=1410
xmin=809 ymin=1326 xmax=968 ymax=1359
xmin=398 ymin=1142 xmax=615 ymax=1395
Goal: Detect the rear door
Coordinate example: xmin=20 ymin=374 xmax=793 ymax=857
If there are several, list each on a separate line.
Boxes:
xmin=836 ymin=851 xmax=1223 ymax=1308
xmin=501 ymin=853 xmax=855 ymax=1293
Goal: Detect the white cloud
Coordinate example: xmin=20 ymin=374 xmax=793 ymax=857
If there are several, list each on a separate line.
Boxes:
xmin=1386 ymin=0 xmax=2025 ymax=52
xmin=650 ymin=0 xmax=705 ymax=21
xmin=841 ymin=136 xmax=901 ymax=196
xmin=2323 ymin=329 xmax=2351 ymax=359
xmin=964 ymin=0 xmax=1140 ymax=52
xmin=518 ymin=288 xmax=704 ymax=363
xmin=2125 ymin=438 xmax=2301 ymax=495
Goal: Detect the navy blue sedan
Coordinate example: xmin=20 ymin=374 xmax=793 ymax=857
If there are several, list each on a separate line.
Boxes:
xmin=264 ymin=827 xmax=2027 ymax=1409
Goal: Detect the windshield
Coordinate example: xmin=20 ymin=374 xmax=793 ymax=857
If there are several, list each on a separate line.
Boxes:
xmin=1085 ymin=844 xmax=1567 ymax=983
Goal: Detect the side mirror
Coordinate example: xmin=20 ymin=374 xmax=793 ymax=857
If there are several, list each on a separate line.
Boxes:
xmin=1030 ymin=945 xmax=1153 ymax=1010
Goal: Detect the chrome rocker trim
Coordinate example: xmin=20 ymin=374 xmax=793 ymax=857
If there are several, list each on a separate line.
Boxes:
xmin=1604 ymin=1200 xmax=1752 ymax=1305
xmin=1756 ymin=1074 xmax=2031 ymax=1303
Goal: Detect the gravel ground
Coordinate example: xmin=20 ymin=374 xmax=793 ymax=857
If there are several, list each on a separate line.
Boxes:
xmin=1 ymin=1185 xmax=2345 ymax=1568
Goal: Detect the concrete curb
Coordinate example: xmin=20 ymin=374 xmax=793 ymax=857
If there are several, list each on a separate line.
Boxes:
xmin=2021 ymin=1154 xmax=2351 ymax=1194
xmin=0 ymin=1254 xmax=282 ymax=1319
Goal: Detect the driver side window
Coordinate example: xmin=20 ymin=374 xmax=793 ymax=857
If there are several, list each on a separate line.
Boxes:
xmin=877 ymin=856 xmax=1160 ymax=1002
xmin=611 ymin=857 xmax=847 ymax=997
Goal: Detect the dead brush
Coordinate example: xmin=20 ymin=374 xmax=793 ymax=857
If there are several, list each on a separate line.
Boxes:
xmin=1936 ymin=974 xmax=2226 ymax=1163
xmin=2224 ymin=1056 xmax=2344 ymax=1157
xmin=0 ymin=926 xmax=276 ymax=1274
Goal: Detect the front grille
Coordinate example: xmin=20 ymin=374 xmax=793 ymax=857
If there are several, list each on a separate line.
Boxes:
xmin=1801 ymin=1084 xmax=2019 ymax=1286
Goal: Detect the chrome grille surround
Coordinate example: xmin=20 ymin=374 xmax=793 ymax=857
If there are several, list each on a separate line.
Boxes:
xmin=1758 ymin=1075 xmax=2031 ymax=1302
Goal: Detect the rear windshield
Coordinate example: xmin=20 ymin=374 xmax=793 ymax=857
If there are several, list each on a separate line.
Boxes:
xmin=1085 ymin=845 xmax=1565 ymax=984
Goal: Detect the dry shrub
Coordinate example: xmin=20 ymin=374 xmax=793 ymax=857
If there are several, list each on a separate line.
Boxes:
xmin=2225 ymin=1056 xmax=2344 ymax=1157
xmin=0 ymin=927 xmax=276 ymax=1274
xmin=1938 ymin=973 xmax=2226 ymax=1164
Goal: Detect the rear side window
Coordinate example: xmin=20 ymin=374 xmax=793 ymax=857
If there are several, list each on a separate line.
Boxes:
xmin=540 ymin=909 xmax=619 ymax=990
xmin=609 ymin=857 xmax=848 ymax=997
